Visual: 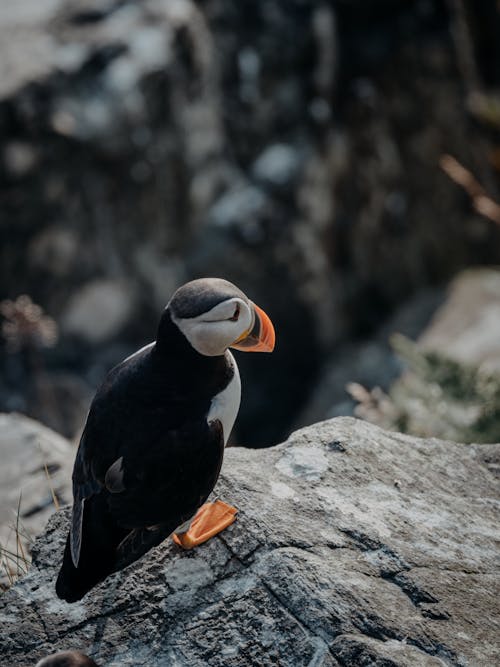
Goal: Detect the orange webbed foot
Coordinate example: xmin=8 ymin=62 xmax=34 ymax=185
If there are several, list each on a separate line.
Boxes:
xmin=172 ymin=500 xmax=237 ymax=550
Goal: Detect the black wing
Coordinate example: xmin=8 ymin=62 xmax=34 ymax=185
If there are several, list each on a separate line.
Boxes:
xmin=57 ymin=417 xmax=224 ymax=602
xmin=69 ymin=416 xmax=224 ymax=560
xmin=105 ymin=419 xmax=225 ymax=529
xmin=56 ymin=346 xmax=226 ymax=602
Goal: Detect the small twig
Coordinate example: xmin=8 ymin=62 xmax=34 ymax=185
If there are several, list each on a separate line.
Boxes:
xmin=15 ymin=493 xmax=22 ymax=570
xmin=43 ymin=461 xmax=60 ymax=511
xmin=439 ymin=154 xmax=500 ymax=225
xmin=16 ymin=530 xmax=27 ymax=566
xmin=38 ymin=440 xmax=61 ymax=511
xmin=0 ymin=545 xmax=29 ymax=571
xmin=0 ymin=493 xmax=31 ymax=590
xmin=14 ymin=519 xmax=34 ymax=545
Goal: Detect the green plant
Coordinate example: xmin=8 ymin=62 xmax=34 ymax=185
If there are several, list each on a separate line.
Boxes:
xmin=349 ymin=334 xmax=500 ymax=443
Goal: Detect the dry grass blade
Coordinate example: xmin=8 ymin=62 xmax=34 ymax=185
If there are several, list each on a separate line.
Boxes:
xmin=440 ymin=154 xmax=500 ymax=225
xmin=0 ymin=497 xmax=32 ymax=593
xmin=16 ymin=493 xmax=22 ymax=574
xmin=1 ymin=444 xmax=61 ymax=594
xmin=14 ymin=518 xmax=34 ymax=545
xmin=43 ymin=460 xmax=60 ymax=511
xmin=1 ymin=548 xmax=15 ymax=588
xmin=0 ymin=545 xmax=30 ymax=571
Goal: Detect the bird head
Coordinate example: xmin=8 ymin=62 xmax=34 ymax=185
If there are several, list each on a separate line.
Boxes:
xmin=167 ymin=278 xmax=275 ymax=357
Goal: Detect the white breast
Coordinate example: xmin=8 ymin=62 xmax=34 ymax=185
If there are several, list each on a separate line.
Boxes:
xmin=207 ymin=351 xmax=241 ymax=445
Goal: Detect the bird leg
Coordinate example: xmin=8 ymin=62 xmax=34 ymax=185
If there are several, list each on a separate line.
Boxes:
xmin=172 ymin=500 xmax=237 ymax=549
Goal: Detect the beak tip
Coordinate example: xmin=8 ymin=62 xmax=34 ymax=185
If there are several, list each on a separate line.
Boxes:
xmin=256 ymin=304 xmax=275 ymax=353
xmin=230 ymin=303 xmax=275 ymax=353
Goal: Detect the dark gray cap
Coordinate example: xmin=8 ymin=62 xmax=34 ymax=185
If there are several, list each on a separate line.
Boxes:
xmin=168 ymin=278 xmax=248 ymax=319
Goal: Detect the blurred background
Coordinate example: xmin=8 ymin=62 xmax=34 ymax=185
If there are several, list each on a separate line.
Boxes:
xmin=1 ymin=0 xmax=500 ymax=449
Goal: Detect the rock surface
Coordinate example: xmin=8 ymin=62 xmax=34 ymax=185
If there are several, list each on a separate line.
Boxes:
xmin=1 ymin=417 xmax=499 ymax=666
xmin=0 ymin=413 xmax=73 ymax=589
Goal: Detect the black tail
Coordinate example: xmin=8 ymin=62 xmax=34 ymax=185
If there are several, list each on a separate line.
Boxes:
xmin=56 ymin=493 xmax=174 ymax=602
xmin=56 ymin=493 xmax=127 ymax=602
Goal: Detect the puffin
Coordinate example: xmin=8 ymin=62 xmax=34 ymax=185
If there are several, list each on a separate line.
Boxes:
xmin=35 ymin=651 xmax=98 ymax=667
xmin=56 ymin=278 xmax=275 ymax=602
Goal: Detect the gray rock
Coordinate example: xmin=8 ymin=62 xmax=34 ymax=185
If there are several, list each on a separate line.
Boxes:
xmin=419 ymin=269 xmax=500 ymax=373
xmin=3 ymin=141 xmax=39 ymax=177
xmin=207 ymin=183 xmax=269 ymax=240
xmin=0 ymin=413 xmax=73 ymax=588
xmin=28 ymin=227 xmax=79 ymax=278
xmin=0 ymin=0 xmax=66 ymax=98
xmin=346 ymin=269 xmax=500 ymax=443
xmin=0 ymin=417 xmax=498 ymax=666
xmin=61 ymin=280 xmax=136 ymax=344
xmin=252 ymin=143 xmax=303 ymax=190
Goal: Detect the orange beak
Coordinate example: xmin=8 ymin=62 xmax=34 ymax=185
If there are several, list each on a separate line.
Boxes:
xmin=231 ymin=303 xmax=275 ymax=352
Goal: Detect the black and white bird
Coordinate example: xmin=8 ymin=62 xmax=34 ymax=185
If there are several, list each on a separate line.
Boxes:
xmin=56 ymin=278 xmax=275 ymax=602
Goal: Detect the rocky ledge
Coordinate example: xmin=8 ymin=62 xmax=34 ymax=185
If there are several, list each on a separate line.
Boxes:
xmin=0 ymin=412 xmax=73 ymax=591
xmin=1 ymin=417 xmax=499 ymax=666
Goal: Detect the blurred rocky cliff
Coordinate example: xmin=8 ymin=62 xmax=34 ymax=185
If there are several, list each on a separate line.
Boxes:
xmin=1 ymin=0 xmax=500 ymax=445
xmin=349 ymin=268 xmax=500 ymax=444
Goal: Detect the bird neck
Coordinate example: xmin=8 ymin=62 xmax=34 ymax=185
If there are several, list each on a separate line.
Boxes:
xmin=154 ymin=308 xmax=227 ymax=378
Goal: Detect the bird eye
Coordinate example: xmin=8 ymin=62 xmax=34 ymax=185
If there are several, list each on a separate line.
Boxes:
xmin=229 ymin=304 xmax=240 ymax=321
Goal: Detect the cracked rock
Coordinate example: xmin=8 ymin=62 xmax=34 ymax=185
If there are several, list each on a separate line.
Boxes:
xmin=0 ymin=417 xmax=499 ymax=666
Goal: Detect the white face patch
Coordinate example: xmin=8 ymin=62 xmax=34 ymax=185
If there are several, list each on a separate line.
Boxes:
xmin=171 ymin=298 xmax=253 ymax=356
xmin=207 ymin=351 xmax=241 ymax=445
